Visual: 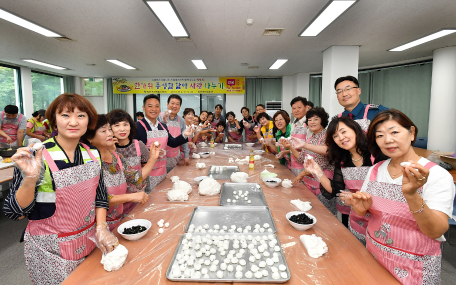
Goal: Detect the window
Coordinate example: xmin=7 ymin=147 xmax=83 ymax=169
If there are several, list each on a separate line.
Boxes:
xmin=32 ymin=72 xmax=64 ymax=111
xmin=83 ymin=78 xmax=104 ymax=96
xmin=0 ymin=65 xmax=22 ymax=112
xmin=161 ymin=94 xmax=201 ymax=117
xmin=201 ymin=94 xmax=225 ymax=117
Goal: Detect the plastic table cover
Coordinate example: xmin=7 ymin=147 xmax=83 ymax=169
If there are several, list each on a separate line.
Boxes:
xmin=62 ymin=143 xmax=398 ymax=285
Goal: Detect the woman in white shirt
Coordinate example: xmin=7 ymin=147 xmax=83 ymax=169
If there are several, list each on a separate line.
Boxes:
xmin=350 ymin=109 xmax=454 ymax=284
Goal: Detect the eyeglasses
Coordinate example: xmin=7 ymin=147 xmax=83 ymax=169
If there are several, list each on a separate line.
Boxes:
xmin=335 ymin=86 xmax=358 ymax=95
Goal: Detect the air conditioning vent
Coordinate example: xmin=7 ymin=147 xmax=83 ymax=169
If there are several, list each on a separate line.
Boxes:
xmin=54 ymin=37 xmax=75 ymax=42
xmin=248 ymin=66 xmax=259 ymax=69
xmin=262 ymin=29 xmax=284 ymax=36
xmin=175 ymin=37 xmax=193 ymax=42
xmin=265 ymin=101 xmax=282 ymax=110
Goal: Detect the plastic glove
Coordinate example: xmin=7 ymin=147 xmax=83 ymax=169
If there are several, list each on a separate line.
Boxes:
xmin=290 ymin=137 xmax=306 ymax=150
xmin=337 ymin=190 xmax=354 ymax=207
xmin=159 ymin=148 xmax=167 ymax=158
xmin=275 ymin=150 xmax=288 ymax=159
xmin=149 ymin=141 xmax=161 ymax=160
xmin=6 ymin=136 xmax=12 ymax=144
xmin=11 ymin=143 xmax=44 ymax=179
xmin=183 ymin=125 xmax=195 ymax=137
xmin=162 ymin=110 xmax=171 ymax=123
xmin=96 ymin=223 xmax=119 ymax=254
xmin=304 ymin=155 xmax=324 ymax=181
xmin=282 ymin=139 xmax=292 ymax=149
xmin=259 ymin=138 xmax=265 ymax=144
xmin=243 ymin=121 xmax=250 ymax=128
xmin=253 ymin=125 xmax=260 ymax=133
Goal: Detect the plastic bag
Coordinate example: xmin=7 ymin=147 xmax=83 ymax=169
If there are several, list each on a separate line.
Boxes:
xmin=427 ymin=151 xmax=453 ymax=170
xmin=11 ymin=145 xmax=47 ymax=186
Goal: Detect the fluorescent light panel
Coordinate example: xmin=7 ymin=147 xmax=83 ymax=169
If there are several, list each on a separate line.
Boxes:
xmin=269 ymin=59 xmax=288 ymax=70
xmin=0 ymin=8 xmax=62 ymax=37
xmin=23 ymin=59 xmax=66 ymax=70
xmin=146 ymin=1 xmax=188 ymax=37
xmin=106 ymin=60 xmax=136 ymax=70
xmin=300 ymin=0 xmax=356 ymax=37
xmin=389 ymin=29 xmax=456 ymax=51
xmin=191 ymin=60 xmax=207 ymax=70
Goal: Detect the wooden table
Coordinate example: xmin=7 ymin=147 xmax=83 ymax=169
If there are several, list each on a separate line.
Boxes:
xmin=0 ymin=166 xmax=14 ymax=199
xmin=63 ymin=144 xmax=398 ymax=285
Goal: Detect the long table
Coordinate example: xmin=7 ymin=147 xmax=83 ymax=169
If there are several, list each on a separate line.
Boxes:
xmin=63 ymin=143 xmax=398 ymax=284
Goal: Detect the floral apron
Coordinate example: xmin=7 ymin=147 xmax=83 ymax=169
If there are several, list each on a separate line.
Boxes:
xmin=338 ymin=104 xmax=371 ymax=133
xmin=122 ymin=140 xmax=142 ymax=216
xmin=138 ymin=120 xmax=168 ymax=190
xmin=0 ymin=111 xmax=23 ymax=146
xmin=163 ymin=114 xmax=182 ymax=172
xmin=365 ymin=160 xmax=441 ymax=284
xmin=104 ymin=151 xmax=128 ymax=231
xmin=244 ymin=116 xmax=258 ymax=143
xmin=228 ymin=122 xmax=242 ymax=143
xmin=290 ymin=122 xmax=307 ymax=176
xmin=24 ymin=143 xmax=100 ymax=285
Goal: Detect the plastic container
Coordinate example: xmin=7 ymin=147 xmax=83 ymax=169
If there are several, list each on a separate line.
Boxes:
xmin=245 ymin=143 xmax=255 ymax=147
xmin=286 ymin=211 xmax=317 ymax=231
xmin=118 ymin=219 xmax=152 ymax=241
xmin=262 ymin=177 xmax=282 ymax=188
xmin=199 ymin=152 xmax=210 ymax=158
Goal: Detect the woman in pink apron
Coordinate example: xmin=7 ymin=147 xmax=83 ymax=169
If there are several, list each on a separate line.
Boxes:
xmin=214 ymin=120 xmax=226 ymax=143
xmin=135 ymin=95 xmax=194 ymax=190
xmin=240 ymin=107 xmax=258 ymax=143
xmin=290 ymin=107 xmax=337 ymax=216
xmin=265 ymin=111 xmax=292 ymax=168
xmin=3 ymin=93 xmax=118 ymax=285
xmin=86 ymin=114 xmax=161 ymax=230
xmin=23 ymin=110 xmax=50 ymax=146
xmin=226 ymin=111 xmax=243 ymax=143
xmin=351 ymin=109 xmax=454 ymax=284
xmin=195 ymin=111 xmax=214 ymax=143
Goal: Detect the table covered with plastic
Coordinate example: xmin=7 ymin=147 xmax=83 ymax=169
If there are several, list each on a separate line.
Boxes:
xmin=62 ymin=143 xmax=398 ymax=284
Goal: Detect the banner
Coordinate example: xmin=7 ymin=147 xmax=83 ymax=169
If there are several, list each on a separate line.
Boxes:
xmin=112 ymin=77 xmax=244 ymax=94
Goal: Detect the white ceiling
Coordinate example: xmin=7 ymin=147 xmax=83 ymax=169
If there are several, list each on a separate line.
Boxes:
xmin=0 ymin=0 xmax=455 ymax=77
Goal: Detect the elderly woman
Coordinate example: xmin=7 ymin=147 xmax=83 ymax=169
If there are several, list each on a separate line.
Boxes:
xmin=287 ymin=107 xmax=337 ymax=216
xmin=2 ymin=94 xmax=118 ymax=284
xmin=240 ymin=107 xmax=258 ymax=142
xmin=351 ymin=109 xmax=454 ymax=284
xmin=182 ymin=108 xmax=198 ymax=153
xmin=225 ymin=111 xmax=243 ymax=143
xmin=254 ymin=112 xmax=276 ymax=154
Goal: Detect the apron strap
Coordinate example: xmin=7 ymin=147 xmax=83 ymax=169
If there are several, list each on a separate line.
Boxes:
xmin=111 ymin=151 xmax=123 ymax=171
xmin=1 ymin=111 xmax=3 ymax=120
xmin=424 ymin=161 xmax=438 ymax=169
xmin=370 ymin=155 xmax=375 ymax=164
xmin=363 ymin=104 xmax=371 ymax=120
xmin=18 ymin=113 xmax=22 ymax=122
xmin=134 ymin=139 xmax=141 ymax=156
xmin=138 ymin=120 xmax=147 ymax=131
xmin=338 ymin=113 xmax=342 ymax=118
xmin=369 ymin=160 xmax=386 ymax=180
xmin=80 ymin=142 xmax=99 ymax=162
xmin=42 ymin=148 xmax=59 ymax=172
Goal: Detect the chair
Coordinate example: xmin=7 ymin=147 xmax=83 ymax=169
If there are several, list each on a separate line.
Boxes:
xmin=414 ymin=137 xmax=428 ymax=149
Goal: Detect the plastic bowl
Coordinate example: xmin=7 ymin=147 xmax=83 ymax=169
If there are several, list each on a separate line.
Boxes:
xmin=194 ymin=176 xmax=209 ymax=184
xmin=253 ymin=150 xmax=265 ymax=154
xmin=286 ymin=211 xmax=317 ymax=231
xmin=118 ymin=219 xmax=152 ymax=241
xmin=261 ymin=172 xmax=278 ymax=179
xmin=245 ymin=143 xmax=255 ymax=147
xmin=262 ymin=177 xmax=282 ymax=188
xmin=199 ymin=152 xmax=210 ymax=158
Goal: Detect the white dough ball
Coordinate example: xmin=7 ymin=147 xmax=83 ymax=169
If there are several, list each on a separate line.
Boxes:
xmin=248 ymin=200 xmax=252 ymax=204
xmin=203 ymin=274 xmax=210 ymax=279
xmin=281 ymin=272 xmax=288 ymax=279
xmin=266 ymin=258 xmax=274 ymax=266
xmin=249 ymin=255 xmax=256 ymax=262
xmin=273 ymin=255 xmax=280 ymax=263
xmin=194 ymin=263 xmax=202 ymax=271
xmin=279 ymin=264 xmax=287 ymax=271
xmin=216 ymin=270 xmax=224 ymax=279
xmin=272 ymin=272 xmax=280 ymax=280
xmin=255 ymin=271 xmax=263 ymax=279
xmin=172 ymin=269 xmax=182 ymax=278
xmin=201 ymin=268 xmax=208 ymax=275
xmin=184 ymin=269 xmax=191 ymax=278
xmin=235 ymin=271 xmax=243 ymax=279
xmin=226 ymin=199 xmax=231 ymax=203
xmin=210 ymin=264 xmax=217 ymax=272
xmin=259 ymin=261 xmax=266 ymax=268
xmin=227 ymin=265 xmax=234 ymax=272
xmin=220 ymin=263 xmax=227 ymax=270
xmin=259 ymin=228 xmax=265 ymax=233
xmin=251 ymin=265 xmax=259 ymax=272
xmin=274 ymin=246 xmax=281 ymax=252
xmin=245 ymin=271 xmax=253 ymax=279
xmin=203 ymin=224 xmax=209 ymax=229
xmin=268 ymin=228 xmax=273 ymax=232
xmin=158 ymin=228 xmax=164 ymax=234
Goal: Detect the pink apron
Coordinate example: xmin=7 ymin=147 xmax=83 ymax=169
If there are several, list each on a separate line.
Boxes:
xmin=138 ymin=120 xmax=168 ymax=190
xmin=302 ymin=129 xmax=337 ymax=216
xmin=24 ymin=143 xmax=100 ymax=285
xmin=290 ymin=122 xmax=307 ymax=176
xmin=338 ymin=104 xmax=371 ymax=133
xmin=211 ymin=114 xmax=223 ymax=129
xmin=0 ymin=111 xmax=23 ymax=145
xmin=104 ymin=151 xmax=128 ymax=231
xmin=163 ymin=114 xmax=182 ymax=171
xmin=365 ymin=161 xmax=441 ymax=284
xmin=122 ymin=140 xmax=142 ymax=216
xmin=227 ymin=122 xmax=242 ymax=142
xmin=243 ymin=116 xmax=258 ymax=143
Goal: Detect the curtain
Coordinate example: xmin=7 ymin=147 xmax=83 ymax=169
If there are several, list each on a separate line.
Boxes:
xmin=107 ymin=78 xmax=126 ymax=112
xmin=309 ymin=76 xmax=322 ymax=107
xmin=244 ymin=78 xmax=282 ymax=112
xmin=63 ymin=76 xmax=75 ymax=93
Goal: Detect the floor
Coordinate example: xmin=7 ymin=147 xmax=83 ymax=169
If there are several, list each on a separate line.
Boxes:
xmin=1 ymin=199 xmax=456 ymax=285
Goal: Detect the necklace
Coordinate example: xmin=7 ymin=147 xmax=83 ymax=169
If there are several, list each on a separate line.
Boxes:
xmin=351 ymin=153 xmax=363 ymax=162
xmin=387 ymin=162 xmax=402 ymax=178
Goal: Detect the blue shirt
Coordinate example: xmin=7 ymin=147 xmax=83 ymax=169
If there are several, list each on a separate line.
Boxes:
xmin=340 ymin=101 xmax=388 ymax=121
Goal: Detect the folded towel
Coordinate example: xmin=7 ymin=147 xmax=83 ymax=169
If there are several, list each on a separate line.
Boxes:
xmin=290 ymin=199 xmax=312 ymax=211
xmin=299 ymin=234 xmax=328 ymax=258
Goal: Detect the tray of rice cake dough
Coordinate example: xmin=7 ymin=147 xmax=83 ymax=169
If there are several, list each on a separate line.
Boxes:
xmin=223 ymin=144 xmax=243 ymax=150
xmin=166 ymin=232 xmax=291 ymax=282
xmin=219 ymin=183 xmax=267 ymax=207
xmin=185 ymin=206 xmax=277 ymax=234
xmin=207 ymin=165 xmax=240 ymax=180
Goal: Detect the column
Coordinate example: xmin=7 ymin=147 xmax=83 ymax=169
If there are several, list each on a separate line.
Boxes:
xmin=321 ymin=46 xmax=359 ymax=117
xmin=427 ymin=46 xmax=456 ymax=152
xmin=20 ymin=67 xmax=34 ymax=118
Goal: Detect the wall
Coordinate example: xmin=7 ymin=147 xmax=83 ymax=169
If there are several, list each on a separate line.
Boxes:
xmin=282 ymin=73 xmax=310 ymax=120
xmin=225 ymin=93 xmax=245 ymax=120
xmin=20 ymin=67 xmax=33 ymax=118
xmin=75 ymin=77 xmax=107 ymax=114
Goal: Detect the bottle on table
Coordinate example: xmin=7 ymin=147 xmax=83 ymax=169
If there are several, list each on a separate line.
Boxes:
xmin=249 ymin=150 xmax=254 ymax=170
xmin=210 ymin=138 xmax=214 ymax=148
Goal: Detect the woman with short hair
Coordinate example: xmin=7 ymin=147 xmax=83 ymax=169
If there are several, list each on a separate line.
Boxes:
xmin=240 ymin=107 xmax=258 ymax=142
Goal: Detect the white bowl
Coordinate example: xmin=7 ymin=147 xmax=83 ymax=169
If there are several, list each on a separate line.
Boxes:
xmin=262 ymin=177 xmax=282 ymax=188
xmin=253 ymin=150 xmax=265 ymax=154
xmin=194 ymin=176 xmax=209 ymax=184
xmin=286 ymin=211 xmax=317 ymax=231
xmin=245 ymin=143 xmax=255 ymax=147
xmin=199 ymin=152 xmax=210 ymax=158
xmin=118 ymin=219 xmax=152 ymax=241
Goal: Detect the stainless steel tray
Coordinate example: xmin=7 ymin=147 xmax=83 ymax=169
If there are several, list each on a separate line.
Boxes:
xmin=185 ymin=206 xmax=277 ymax=233
xmin=224 ymin=144 xmax=243 ymax=150
xmin=166 ymin=232 xmax=291 ymax=282
xmin=219 ymin=183 xmax=267 ymax=207
xmin=208 ymin=165 xmax=240 ymax=180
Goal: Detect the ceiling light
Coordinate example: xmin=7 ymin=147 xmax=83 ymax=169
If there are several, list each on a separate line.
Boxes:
xmin=23 ymin=59 xmax=66 ymax=70
xmin=299 ymin=0 xmax=356 ymax=37
xmin=192 ymin=60 xmax=207 ymax=70
xmin=145 ymin=1 xmax=189 ymax=37
xmin=269 ymin=59 xmax=288 ymax=70
xmin=0 ymin=8 xmax=62 ymax=37
xmin=389 ymin=29 xmax=456 ymax=51
xmin=106 ymin=60 xmax=136 ymax=70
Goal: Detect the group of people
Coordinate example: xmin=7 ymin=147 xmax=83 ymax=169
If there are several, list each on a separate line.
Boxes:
xmin=1 ymin=74 xmax=454 ymax=284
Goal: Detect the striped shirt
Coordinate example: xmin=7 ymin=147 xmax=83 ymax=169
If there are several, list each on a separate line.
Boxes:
xmin=2 ymin=138 xmax=108 ymax=221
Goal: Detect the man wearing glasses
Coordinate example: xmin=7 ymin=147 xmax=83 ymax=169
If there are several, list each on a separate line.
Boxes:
xmin=334 ymin=75 xmax=388 ymax=121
